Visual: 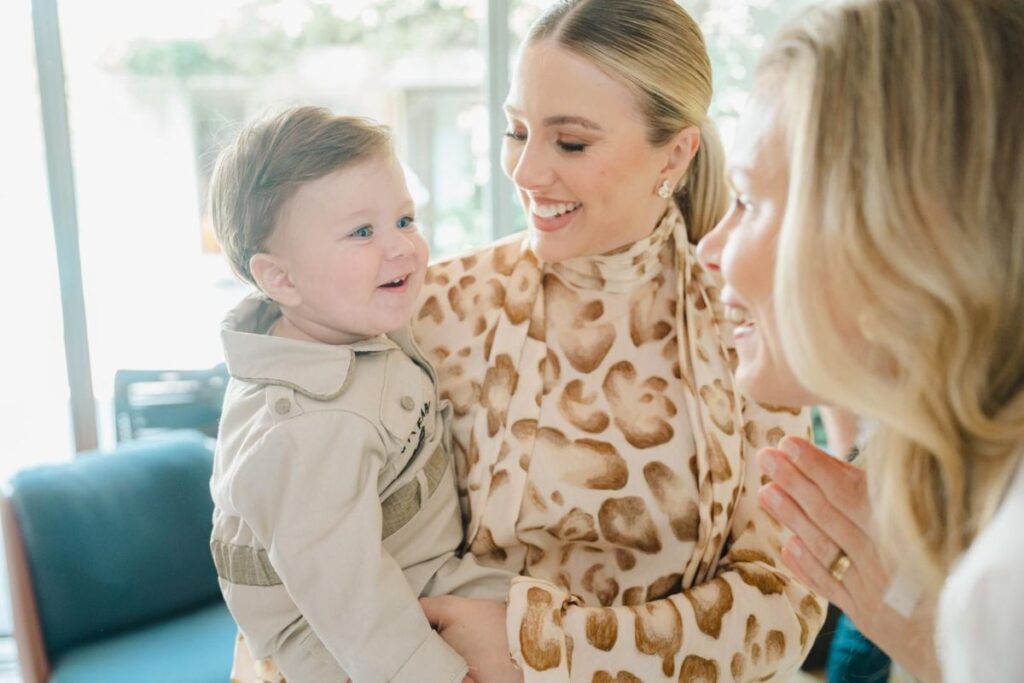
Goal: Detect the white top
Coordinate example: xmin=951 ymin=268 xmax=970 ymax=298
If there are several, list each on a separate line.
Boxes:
xmin=937 ymin=457 xmax=1024 ymax=682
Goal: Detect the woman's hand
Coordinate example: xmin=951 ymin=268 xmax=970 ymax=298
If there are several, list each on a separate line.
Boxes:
xmin=420 ymin=595 xmax=523 ymax=683
xmin=757 ymin=436 xmax=942 ymax=683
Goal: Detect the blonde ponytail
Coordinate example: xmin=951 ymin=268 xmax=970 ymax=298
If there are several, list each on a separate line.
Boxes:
xmin=678 ymin=120 xmax=729 ymax=242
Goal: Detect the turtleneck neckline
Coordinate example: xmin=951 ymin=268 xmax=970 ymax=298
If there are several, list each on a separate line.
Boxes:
xmin=547 ymin=206 xmax=679 ymax=293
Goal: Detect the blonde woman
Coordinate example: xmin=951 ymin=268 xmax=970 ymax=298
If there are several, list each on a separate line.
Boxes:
xmin=697 ymin=0 xmax=1024 ymax=680
xmin=412 ymin=0 xmax=829 ymax=680
xmin=232 ymin=0 xmax=825 ymax=681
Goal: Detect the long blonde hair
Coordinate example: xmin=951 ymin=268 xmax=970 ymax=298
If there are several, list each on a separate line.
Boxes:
xmin=763 ymin=0 xmax=1024 ymax=591
xmin=526 ymin=0 xmax=729 ymax=242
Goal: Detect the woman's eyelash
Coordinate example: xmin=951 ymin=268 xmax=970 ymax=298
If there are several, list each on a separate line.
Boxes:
xmin=558 ymin=141 xmax=587 ymax=153
xmin=503 ymin=130 xmax=587 ymax=153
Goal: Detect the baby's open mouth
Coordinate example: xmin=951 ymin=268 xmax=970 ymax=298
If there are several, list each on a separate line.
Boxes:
xmin=379 ymin=275 xmax=408 ymax=289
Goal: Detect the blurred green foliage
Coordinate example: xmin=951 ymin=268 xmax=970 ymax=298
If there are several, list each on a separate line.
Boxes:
xmin=117 ymin=0 xmax=480 ymax=78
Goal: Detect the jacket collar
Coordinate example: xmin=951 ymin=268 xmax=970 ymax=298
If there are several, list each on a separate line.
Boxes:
xmin=220 ymin=293 xmax=398 ymax=400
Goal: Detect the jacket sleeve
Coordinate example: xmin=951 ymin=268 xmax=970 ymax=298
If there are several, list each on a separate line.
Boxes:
xmin=505 ymin=407 xmax=827 ymax=682
xmin=229 ymin=410 xmax=467 ymax=683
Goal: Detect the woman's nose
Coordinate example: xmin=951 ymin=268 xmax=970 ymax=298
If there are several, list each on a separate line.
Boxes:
xmin=509 ymin=140 xmax=553 ymax=191
xmin=696 ymin=215 xmax=730 ymax=272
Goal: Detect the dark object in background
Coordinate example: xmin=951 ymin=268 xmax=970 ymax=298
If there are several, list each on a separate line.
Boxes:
xmin=114 ymin=364 xmax=228 ymax=442
xmin=802 ymin=602 xmax=841 ymax=671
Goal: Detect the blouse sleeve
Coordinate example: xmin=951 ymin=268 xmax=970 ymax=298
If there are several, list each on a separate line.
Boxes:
xmin=505 ymin=405 xmax=826 ymax=683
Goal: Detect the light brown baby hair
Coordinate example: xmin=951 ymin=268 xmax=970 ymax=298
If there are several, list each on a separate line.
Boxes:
xmin=210 ymin=106 xmax=392 ymax=286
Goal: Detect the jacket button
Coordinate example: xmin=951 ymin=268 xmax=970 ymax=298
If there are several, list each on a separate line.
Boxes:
xmin=400 ymin=396 xmax=415 ymax=411
xmin=274 ymin=398 xmax=291 ymax=415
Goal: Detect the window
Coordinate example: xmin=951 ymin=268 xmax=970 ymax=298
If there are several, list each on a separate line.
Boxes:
xmin=0 ymin=1 xmax=75 ymax=479
xmin=0 ymin=0 xmax=76 ymax=645
xmin=56 ymin=0 xmax=489 ymax=447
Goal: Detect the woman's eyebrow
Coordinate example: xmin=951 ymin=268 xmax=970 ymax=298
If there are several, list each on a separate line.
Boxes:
xmin=502 ymin=105 xmax=603 ymax=131
xmin=542 ymin=115 xmax=603 ymax=131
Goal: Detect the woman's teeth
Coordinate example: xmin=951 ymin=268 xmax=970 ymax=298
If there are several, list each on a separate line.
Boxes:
xmin=532 ymin=201 xmax=581 ymax=218
xmin=381 ymin=276 xmax=406 ymax=288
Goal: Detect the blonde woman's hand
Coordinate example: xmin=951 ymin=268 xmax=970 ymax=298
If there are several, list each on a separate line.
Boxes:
xmin=420 ymin=595 xmax=523 ymax=683
xmin=757 ymin=436 xmax=942 ymax=683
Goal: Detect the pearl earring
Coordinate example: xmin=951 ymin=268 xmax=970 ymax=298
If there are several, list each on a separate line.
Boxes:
xmin=657 ymin=179 xmax=673 ymax=199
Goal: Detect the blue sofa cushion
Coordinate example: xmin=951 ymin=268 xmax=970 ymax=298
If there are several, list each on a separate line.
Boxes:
xmin=49 ymin=602 xmax=235 ymax=683
xmin=10 ymin=433 xmax=222 ymax=663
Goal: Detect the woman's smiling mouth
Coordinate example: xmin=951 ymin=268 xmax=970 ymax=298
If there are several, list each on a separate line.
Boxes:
xmin=529 ymin=199 xmax=582 ymax=233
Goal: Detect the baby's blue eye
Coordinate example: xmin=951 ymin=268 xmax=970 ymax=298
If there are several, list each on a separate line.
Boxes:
xmin=397 ymin=216 xmax=416 ymax=229
xmin=350 ymin=225 xmax=373 ymax=239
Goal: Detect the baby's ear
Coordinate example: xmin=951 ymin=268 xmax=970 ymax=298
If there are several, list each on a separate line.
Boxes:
xmin=250 ymin=253 xmax=300 ymax=307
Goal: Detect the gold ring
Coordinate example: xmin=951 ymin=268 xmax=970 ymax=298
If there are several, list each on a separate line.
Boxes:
xmin=829 ymin=550 xmax=851 ymax=582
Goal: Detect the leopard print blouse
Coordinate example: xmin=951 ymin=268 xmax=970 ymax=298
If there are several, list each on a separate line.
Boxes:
xmin=230 ymin=207 xmax=825 ymax=682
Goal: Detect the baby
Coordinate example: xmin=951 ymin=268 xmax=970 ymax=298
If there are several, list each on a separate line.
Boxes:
xmin=208 ymin=106 xmax=509 ymax=683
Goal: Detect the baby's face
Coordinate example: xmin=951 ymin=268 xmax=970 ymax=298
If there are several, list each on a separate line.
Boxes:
xmin=267 ymin=154 xmax=429 ymax=344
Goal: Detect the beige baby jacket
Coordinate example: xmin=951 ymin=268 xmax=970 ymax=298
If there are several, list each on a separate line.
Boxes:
xmin=211 ymin=293 xmax=508 ymax=683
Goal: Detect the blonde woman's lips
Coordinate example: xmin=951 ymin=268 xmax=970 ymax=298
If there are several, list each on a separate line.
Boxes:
xmin=530 ymin=200 xmax=582 ymax=233
xmin=722 ymin=303 xmax=757 ymax=341
xmin=733 ymin=320 xmax=756 ymax=341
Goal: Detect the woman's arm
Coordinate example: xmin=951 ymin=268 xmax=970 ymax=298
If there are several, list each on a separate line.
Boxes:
xmin=497 ymin=432 xmax=825 ymax=682
xmin=757 ymin=436 xmax=942 ymax=683
xmin=432 ymin=410 xmax=823 ymax=683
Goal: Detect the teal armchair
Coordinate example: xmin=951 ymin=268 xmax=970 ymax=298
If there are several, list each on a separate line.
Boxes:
xmin=1 ymin=433 xmax=236 ymax=683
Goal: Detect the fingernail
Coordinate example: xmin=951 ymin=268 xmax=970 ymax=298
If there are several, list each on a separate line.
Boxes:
xmin=765 ymin=487 xmax=783 ymax=510
xmin=761 ymin=452 xmax=777 ymax=475
xmin=789 ymin=541 xmax=803 ymax=558
xmin=782 ymin=440 xmax=800 ymax=462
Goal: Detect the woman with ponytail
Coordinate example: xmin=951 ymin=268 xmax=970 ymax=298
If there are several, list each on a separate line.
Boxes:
xmin=407 ymin=1 xmax=823 ymax=681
